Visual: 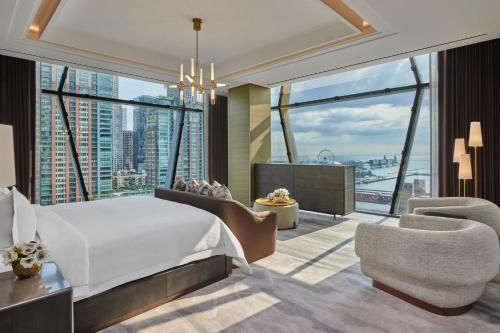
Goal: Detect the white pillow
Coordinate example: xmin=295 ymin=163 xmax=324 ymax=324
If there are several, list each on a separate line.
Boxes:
xmin=0 ymin=188 xmax=14 ymax=249
xmin=211 ymin=181 xmax=233 ymax=200
xmin=12 ymin=187 xmax=37 ymax=243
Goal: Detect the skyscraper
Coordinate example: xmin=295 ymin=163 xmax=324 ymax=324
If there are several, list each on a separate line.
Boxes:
xmin=144 ymin=110 xmax=174 ymax=187
xmin=123 ymin=130 xmax=135 ymax=170
xmin=132 ymin=95 xmax=154 ymax=172
xmin=37 ymin=64 xmax=118 ymax=205
xmin=112 ymin=106 xmax=125 ymax=174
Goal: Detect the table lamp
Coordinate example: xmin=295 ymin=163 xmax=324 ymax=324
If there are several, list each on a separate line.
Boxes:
xmin=0 ymin=124 xmax=16 ymax=188
xmin=468 ymin=122 xmax=483 ymax=197
xmin=458 ymin=153 xmax=472 ymax=197
xmin=453 ymin=138 xmax=466 ymax=196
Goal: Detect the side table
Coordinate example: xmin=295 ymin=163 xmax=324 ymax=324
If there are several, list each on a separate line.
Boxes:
xmin=0 ymin=261 xmax=73 ymax=333
xmin=253 ymin=197 xmax=299 ymax=230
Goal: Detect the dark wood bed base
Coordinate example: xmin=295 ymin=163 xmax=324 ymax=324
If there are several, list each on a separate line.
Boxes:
xmin=74 ymin=255 xmax=232 ymax=333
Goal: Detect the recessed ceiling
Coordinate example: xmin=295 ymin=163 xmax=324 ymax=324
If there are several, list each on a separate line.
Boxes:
xmin=44 ymin=0 xmax=357 ymax=70
xmin=34 ymin=0 xmax=371 ymax=81
xmin=1 ymin=0 xmax=500 ymax=88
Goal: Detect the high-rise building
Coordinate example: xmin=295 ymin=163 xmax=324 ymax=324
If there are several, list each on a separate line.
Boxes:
xmin=112 ymin=106 xmax=124 ymax=174
xmin=132 ymin=95 xmax=154 ymax=172
xmin=166 ymin=87 xmax=205 ymax=181
xmin=177 ymin=111 xmax=204 ymax=180
xmin=37 ymin=64 xmax=118 ymax=205
xmin=144 ymin=110 xmax=174 ymax=187
xmin=123 ymin=130 xmax=135 ymax=170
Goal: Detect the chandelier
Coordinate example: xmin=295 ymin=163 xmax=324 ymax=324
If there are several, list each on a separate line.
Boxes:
xmin=170 ymin=18 xmax=226 ymax=106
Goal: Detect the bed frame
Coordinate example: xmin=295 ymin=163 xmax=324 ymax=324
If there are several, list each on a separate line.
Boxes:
xmin=73 ymin=255 xmax=232 ymax=333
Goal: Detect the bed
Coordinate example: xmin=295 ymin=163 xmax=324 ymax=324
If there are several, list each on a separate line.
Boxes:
xmin=34 ymin=196 xmax=248 ymax=332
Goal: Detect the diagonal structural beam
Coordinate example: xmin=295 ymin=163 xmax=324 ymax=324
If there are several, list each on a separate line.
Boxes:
xmin=55 ymin=67 xmax=89 ymax=201
xmin=165 ymin=106 xmax=186 ymax=188
xmin=42 ymin=89 xmax=202 ymax=113
xmin=277 ymin=84 xmax=298 ymax=163
xmin=390 ymin=57 xmax=425 ymax=214
xmin=271 ymin=83 xmax=428 ymax=111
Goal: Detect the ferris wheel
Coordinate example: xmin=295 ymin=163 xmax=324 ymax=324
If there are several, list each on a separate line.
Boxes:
xmin=317 ymin=149 xmax=335 ymax=164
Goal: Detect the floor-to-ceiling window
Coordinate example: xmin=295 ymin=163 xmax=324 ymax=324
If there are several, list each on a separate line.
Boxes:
xmin=271 ymin=55 xmax=431 ymax=214
xmin=35 ymin=63 xmax=205 ymax=205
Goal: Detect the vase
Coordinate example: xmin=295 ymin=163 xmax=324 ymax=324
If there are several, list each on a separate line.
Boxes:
xmin=12 ymin=262 xmax=42 ymax=279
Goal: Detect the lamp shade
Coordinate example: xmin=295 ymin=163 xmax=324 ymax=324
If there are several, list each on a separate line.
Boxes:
xmin=468 ymin=121 xmax=483 ymax=147
xmin=458 ymin=154 xmax=473 ymax=180
xmin=453 ymin=138 xmax=466 ymax=163
xmin=0 ymin=124 xmax=16 ymax=187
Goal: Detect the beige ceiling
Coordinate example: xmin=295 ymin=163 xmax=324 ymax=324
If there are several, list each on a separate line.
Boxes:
xmin=1 ymin=0 xmax=500 ymax=88
xmin=44 ymin=0 xmax=357 ymax=70
xmin=33 ymin=0 xmax=367 ymax=81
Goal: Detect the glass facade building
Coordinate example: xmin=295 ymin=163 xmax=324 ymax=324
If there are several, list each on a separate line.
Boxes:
xmin=36 ymin=63 xmax=205 ymax=205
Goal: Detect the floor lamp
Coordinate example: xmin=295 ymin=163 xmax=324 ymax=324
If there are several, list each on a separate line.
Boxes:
xmin=453 ymin=138 xmax=466 ymax=196
xmin=458 ymin=153 xmax=472 ymax=197
xmin=0 ymin=124 xmax=16 ymax=189
xmin=468 ymin=122 xmax=483 ymax=197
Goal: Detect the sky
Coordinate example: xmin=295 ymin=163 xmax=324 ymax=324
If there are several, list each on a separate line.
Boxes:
xmin=271 ymin=54 xmax=431 ymax=162
xmin=115 ymin=54 xmax=431 ymax=161
xmin=118 ymin=76 xmax=169 ymax=130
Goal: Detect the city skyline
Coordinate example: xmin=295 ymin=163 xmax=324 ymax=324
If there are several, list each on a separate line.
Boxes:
xmin=36 ymin=63 xmax=205 ymax=205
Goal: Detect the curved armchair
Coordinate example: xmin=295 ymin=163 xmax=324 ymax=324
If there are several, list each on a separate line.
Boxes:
xmin=355 ymin=214 xmax=499 ymax=314
xmin=407 ymin=197 xmax=500 ymax=238
xmin=154 ymin=188 xmax=277 ymax=263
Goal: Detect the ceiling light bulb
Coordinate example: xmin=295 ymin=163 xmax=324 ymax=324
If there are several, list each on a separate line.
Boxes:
xmin=210 ymin=63 xmax=214 ymax=81
xmin=180 ymin=63 xmax=184 ymax=82
xmin=190 ymin=58 xmax=195 ymax=77
xmin=29 ymin=25 xmax=40 ymax=33
xmin=199 ymin=68 xmax=203 ymax=84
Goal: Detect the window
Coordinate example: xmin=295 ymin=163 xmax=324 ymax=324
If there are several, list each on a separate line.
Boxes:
xmin=271 ymin=55 xmax=431 ymax=214
xmin=36 ymin=63 xmax=205 ymax=205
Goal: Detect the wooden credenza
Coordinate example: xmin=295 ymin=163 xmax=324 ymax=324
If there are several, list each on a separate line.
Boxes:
xmin=254 ymin=163 xmax=355 ymax=216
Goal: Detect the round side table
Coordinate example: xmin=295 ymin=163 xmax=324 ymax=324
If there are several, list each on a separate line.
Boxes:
xmin=253 ymin=198 xmax=299 ymax=230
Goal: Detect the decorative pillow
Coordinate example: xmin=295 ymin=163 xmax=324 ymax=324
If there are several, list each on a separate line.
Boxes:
xmin=0 ymin=189 xmax=14 ymax=249
xmin=12 ymin=187 xmax=37 ymax=243
xmin=211 ymin=182 xmax=233 ymax=200
xmin=173 ymin=176 xmax=186 ymax=191
xmin=185 ymin=178 xmax=200 ymax=193
xmin=198 ymin=180 xmax=213 ymax=196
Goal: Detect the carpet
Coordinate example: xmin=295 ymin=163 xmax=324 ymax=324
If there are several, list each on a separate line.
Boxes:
xmin=102 ymin=211 xmax=500 ymax=333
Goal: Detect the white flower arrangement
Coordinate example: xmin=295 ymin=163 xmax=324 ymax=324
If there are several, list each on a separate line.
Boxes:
xmin=2 ymin=242 xmax=49 ymax=269
xmin=273 ymin=188 xmax=290 ymax=199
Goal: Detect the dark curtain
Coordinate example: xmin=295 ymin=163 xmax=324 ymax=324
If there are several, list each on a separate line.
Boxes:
xmin=438 ymin=38 xmax=500 ymax=205
xmin=0 ymin=54 xmax=36 ymax=199
xmin=207 ymin=95 xmax=228 ymax=185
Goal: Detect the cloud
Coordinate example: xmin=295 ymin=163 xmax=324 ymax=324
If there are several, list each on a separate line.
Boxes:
xmin=272 ymin=103 xmax=431 ymax=157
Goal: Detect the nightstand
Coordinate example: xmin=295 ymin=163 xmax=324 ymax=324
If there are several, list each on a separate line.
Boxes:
xmin=0 ymin=262 xmax=73 ymax=333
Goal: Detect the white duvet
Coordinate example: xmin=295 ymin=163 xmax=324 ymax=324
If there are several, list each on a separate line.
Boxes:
xmin=34 ymin=196 xmax=248 ymax=300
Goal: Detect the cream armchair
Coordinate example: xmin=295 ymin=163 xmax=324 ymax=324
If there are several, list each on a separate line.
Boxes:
xmin=407 ymin=197 xmax=500 ymax=238
xmin=355 ymin=214 xmax=499 ymax=315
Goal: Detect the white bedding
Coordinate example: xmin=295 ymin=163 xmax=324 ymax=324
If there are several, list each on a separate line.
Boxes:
xmin=34 ymin=196 xmax=248 ymax=300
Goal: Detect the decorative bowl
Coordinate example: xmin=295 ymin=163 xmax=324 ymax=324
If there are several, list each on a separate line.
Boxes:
xmin=273 ymin=196 xmax=290 ymax=204
xmin=12 ymin=262 xmax=42 ymax=279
